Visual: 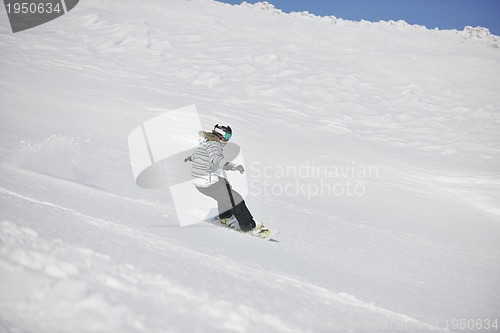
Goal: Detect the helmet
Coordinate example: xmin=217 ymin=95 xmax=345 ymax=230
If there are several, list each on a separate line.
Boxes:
xmin=213 ymin=123 xmax=232 ymax=142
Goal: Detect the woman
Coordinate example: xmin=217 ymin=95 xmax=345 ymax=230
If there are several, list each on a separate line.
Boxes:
xmin=185 ymin=123 xmax=267 ymax=236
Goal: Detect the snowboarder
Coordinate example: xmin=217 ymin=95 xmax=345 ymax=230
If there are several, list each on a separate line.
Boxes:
xmin=184 ymin=123 xmax=266 ymax=236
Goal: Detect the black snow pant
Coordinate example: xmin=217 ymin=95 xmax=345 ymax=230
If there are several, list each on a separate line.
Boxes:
xmin=196 ymin=177 xmax=256 ymax=232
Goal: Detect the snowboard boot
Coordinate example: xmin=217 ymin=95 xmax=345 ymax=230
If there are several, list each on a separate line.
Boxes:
xmin=220 ymin=215 xmax=240 ymax=230
xmin=250 ymin=221 xmax=272 ymax=238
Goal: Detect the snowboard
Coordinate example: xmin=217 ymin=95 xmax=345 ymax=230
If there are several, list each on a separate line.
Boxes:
xmin=206 ymin=216 xmax=280 ymax=241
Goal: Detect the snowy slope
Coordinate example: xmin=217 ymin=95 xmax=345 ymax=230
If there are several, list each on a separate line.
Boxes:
xmin=1 ymin=0 xmax=500 ymax=332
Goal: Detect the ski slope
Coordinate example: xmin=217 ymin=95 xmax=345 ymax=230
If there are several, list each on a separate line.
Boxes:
xmin=1 ymin=0 xmax=500 ymax=332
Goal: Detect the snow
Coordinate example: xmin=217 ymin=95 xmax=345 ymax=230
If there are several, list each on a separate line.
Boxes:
xmin=1 ymin=0 xmax=500 ymax=332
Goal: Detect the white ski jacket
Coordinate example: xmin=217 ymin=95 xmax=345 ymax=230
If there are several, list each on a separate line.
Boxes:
xmin=190 ymin=131 xmax=225 ymax=187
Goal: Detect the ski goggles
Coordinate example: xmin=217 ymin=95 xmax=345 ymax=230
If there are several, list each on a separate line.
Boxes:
xmin=214 ymin=128 xmax=232 ymax=141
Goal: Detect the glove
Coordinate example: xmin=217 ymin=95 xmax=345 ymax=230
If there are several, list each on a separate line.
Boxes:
xmin=184 ymin=156 xmax=192 ymax=163
xmin=223 ymin=162 xmax=245 ymax=174
xmin=234 ymin=165 xmax=245 ymax=174
xmin=222 ymin=162 xmax=235 ymax=171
